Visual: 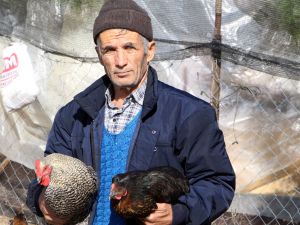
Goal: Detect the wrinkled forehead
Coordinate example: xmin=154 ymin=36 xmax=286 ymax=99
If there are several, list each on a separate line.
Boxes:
xmin=98 ymin=29 xmax=142 ymax=46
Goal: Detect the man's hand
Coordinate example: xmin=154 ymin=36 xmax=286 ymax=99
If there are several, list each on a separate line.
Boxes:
xmin=38 ymin=188 xmax=67 ymax=225
xmin=143 ymin=203 xmax=173 ymax=225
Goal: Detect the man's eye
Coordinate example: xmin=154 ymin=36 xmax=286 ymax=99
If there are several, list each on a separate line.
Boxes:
xmin=101 ymin=48 xmax=114 ymax=54
xmin=125 ymin=45 xmax=136 ymax=50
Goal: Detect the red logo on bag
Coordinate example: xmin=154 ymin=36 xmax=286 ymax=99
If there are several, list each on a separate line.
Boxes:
xmin=1 ymin=53 xmax=19 ymax=87
xmin=2 ymin=53 xmax=19 ymax=73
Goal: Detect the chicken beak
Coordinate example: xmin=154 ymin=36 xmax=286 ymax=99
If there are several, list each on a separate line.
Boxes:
xmin=109 ymin=183 xmax=127 ymax=200
xmin=109 ymin=190 xmax=123 ymax=200
xmin=109 ymin=191 xmax=115 ymax=200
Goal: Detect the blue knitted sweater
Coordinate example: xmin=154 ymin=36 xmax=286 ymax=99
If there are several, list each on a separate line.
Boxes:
xmin=92 ymin=112 xmax=141 ymax=225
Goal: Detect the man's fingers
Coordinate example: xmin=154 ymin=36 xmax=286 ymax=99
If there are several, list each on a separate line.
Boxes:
xmin=143 ymin=203 xmax=172 ymax=225
xmin=154 ymin=209 xmax=167 ymax=213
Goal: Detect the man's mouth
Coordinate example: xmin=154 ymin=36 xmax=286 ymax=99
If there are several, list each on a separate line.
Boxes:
xmin=115 ymin=71 xmax=130 ymax=77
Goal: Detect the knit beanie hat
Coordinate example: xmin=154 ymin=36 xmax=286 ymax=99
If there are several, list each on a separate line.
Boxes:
xmin=93 ymin=0 xmax=153 ymax=44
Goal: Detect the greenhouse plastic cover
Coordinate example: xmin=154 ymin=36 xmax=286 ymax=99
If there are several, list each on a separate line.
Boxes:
xmin=0 ymin=0 xmax=299 ymax=75
xmin=0 ymin=0 xmax=300 ymax=212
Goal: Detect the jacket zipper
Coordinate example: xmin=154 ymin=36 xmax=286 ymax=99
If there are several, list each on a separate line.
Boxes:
xmin=90 ymin=120 xmax=97 ymax=171
xmin=89 ymin=120 xmax=99 ymax=225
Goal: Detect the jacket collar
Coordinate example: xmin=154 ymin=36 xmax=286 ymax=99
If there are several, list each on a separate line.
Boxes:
xmin=74 ymin=66 xmax=158 ymax=120
xmin=141 ymin=66 xmax=158 ymax=121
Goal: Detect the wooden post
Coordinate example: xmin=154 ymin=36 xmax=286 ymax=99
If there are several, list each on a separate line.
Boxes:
xmin=0 ymin=158 xmax=10 ymax=174
xmin=211 ymin=0 xmax=222 ymax=120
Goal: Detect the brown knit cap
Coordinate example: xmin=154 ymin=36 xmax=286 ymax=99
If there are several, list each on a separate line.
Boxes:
xmin=93 ymin=0 xmax=153 ymax=44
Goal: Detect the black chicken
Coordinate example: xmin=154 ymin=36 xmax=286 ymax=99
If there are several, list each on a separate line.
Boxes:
xmin=110 ymin=166 xmax=189 ymax=220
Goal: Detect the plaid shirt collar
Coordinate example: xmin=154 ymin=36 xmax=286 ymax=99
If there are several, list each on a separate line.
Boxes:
xmin=105 ymin=78 xmax=147 ymax=109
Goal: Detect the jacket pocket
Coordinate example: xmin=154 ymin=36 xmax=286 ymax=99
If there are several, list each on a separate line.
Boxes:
xmin=150 ymin=142 xmax=184 ymax=172
xmin=150 ymin=143 xmax=174 ymax=166
xmin=128 ymin=125 xmax=160 ymax=171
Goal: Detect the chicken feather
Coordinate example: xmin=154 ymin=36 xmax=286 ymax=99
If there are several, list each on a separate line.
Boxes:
xmin=110 ymin=166 xmax=189 ymax=220
xmin=35 ymin=153 xmax=98 ymax=225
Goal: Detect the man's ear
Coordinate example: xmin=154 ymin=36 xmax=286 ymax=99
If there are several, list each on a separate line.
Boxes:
xmin=95 ymin=46 xmax=104 ymax=65
xmin=146 ymin=41 xmax=156 ymax=63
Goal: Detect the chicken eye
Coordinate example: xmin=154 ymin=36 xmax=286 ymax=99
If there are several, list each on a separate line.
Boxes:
xmin=112 ymin=176 xmax=120 ymax=183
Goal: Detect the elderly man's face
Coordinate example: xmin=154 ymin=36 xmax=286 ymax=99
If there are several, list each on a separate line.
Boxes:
xmin=97 ymin=29 xmax=155 ymax=91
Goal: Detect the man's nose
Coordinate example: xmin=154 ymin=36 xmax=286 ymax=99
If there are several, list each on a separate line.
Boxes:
xmin=115 ymin=50 xmax=128 ymax=68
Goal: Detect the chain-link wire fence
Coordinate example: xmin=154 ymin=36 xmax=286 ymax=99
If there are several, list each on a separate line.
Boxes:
xmin=0 ymin=155 xmax=42 ymax=224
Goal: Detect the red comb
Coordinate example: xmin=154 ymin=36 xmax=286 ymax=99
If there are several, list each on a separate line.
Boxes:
xmin=35 ymin=159 xmax=52 ymax=186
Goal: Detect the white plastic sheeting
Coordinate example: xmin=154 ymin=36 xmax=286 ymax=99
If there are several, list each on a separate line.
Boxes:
xmin=0 ymin=37 xmax=104 ymax=168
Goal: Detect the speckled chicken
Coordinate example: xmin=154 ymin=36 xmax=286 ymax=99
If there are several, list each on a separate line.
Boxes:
xmin=35 ymin=153 xmax=98 ymax=225
xmin=110 ymin=166 xmax=189 ymax=220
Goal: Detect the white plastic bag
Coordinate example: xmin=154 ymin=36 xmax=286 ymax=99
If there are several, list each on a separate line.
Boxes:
xmin=0 ymin=43 xmax=39 ymax=112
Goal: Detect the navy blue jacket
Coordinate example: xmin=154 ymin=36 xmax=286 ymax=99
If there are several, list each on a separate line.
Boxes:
xmin=27 ymin=66 xmax=235 ymax=225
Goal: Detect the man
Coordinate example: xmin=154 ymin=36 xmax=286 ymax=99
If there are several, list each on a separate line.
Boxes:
xmin=27 ymin=0 xmax=235 ymax=224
